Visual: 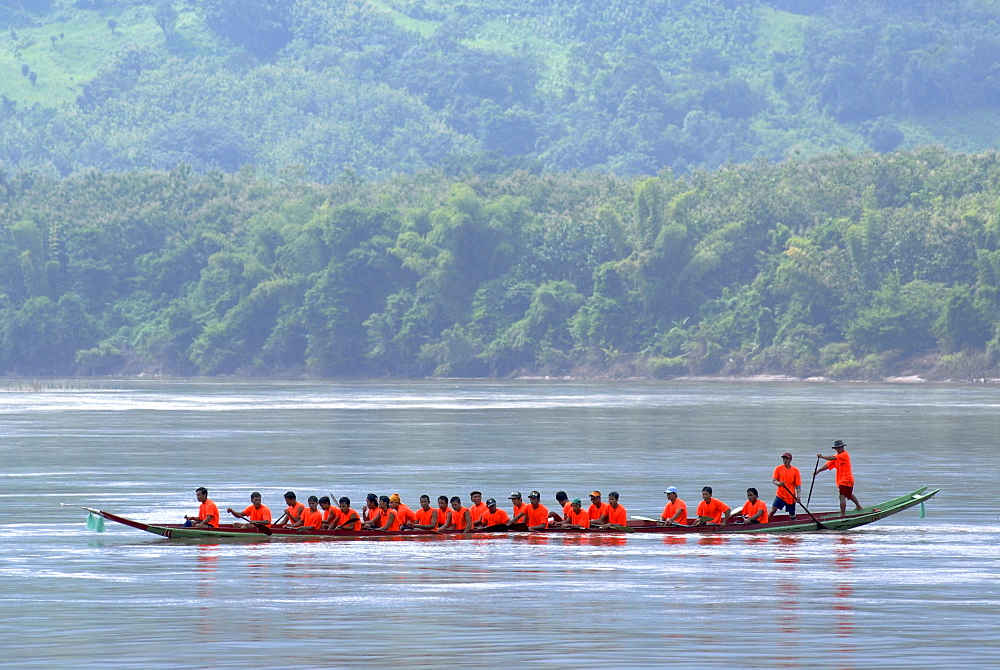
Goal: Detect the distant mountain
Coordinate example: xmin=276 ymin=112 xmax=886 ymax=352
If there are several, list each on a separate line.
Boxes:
xmin=2 ymin=0 xmax=1000 ymax=179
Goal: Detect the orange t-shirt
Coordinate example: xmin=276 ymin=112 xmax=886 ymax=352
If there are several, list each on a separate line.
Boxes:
xmin=697 ymin=498 xmax=730 ymax=523
xmin=510 ymin=501 xmax=527 ymax=523
xmin=831 ymin=451 xmax=855 ymax=487
xmin=368 ymin=508 xmax=388 ymax=528
xmin=564 ymin=508 xmax=590 ymax=529
xmin=335 ymin=508 xmax=361 ymax=530
xmin=414 ymin=507 xmax=438 ymax=528
xmin=394 ymin=504 xmax=416 ymax=526
xmin=450 ymin=507 xmax=471 ymax=531
xmin=741 ymin=499 xmax=769 ymax=523
xmin=587 ymin=502 xmax=607 ymax=522
xmin=481 ymin=508 xmax=510 ymax=525
xmin=662 ymin=499 xmax=688 ymax=524
xmin=773 ymin=465 xmax=802 ymax=503
xmin=525 ymin=504 xmax=549 ymax=528
xmin=199 ymin=500 xmax=220 ymax=527
xmin=384 ymin=510 xmax=401 ymax=532
xmin=605 ymin=504 xmax=627 ymax=525
xmin=301 ymin=508 xmax=323 ymax=528
xmin=241 ymin=504 xmax=271 ymax=523
xmin=285 ymin=502 xmax=305 ymax=523
xmin=438 ymin=506 xmax=452 ymax=527
xmin=469 ymin=502 xmax=488 ymax=523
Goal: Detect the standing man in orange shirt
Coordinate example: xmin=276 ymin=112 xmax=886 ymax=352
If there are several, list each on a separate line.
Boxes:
xmin=227 ymin=491 xmax=271 ymax=528
xmin=770 ymin=452 xmax=802 ymax=520
xmin=740 ymin=487 xmax=769 ymax=524
xmin=524 ymin=491 xmax=549 ymax=530
xmin=694 ymin=486 xmax=731 ymax=526
xmin=185 ymin=486 xmax=219 ymax=528
xmin=469 ymin=491 xmax=488 ymax=525
xmin=659 ymin=486 xmax=688 ymax=526
xmin=816 ymin=439 xmax=862 ymax=516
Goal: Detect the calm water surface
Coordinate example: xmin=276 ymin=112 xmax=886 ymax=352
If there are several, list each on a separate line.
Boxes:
xmin=0 ymin=379 xmax=997 ymax=668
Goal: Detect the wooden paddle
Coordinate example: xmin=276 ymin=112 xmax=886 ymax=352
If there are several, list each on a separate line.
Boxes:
xmin=806 ymin=456 xmax=821 ymax=507
xmin=235 ymin=513 xmax=273 ymax=536
xmin=780 ymin=482 xmax=827 ymax=530
xmin=605 ymin=523 xmax=636 ymax=533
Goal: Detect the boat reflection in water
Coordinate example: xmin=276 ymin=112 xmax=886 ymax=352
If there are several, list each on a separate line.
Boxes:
xmin=835 ymin=536 xmax=857 ymax=665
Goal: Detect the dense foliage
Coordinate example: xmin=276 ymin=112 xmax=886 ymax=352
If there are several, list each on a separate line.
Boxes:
xmin=2 ymin=148 xmax=999 ymax=379
xmin=3 ymin=1 xmax=1000 ymax=179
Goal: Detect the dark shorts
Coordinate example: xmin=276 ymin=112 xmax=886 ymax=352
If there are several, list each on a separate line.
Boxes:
xmin=771 ymin=497 xmax=796 ymax=516
xmin=839 ymin=485 xmax=854 ymax=497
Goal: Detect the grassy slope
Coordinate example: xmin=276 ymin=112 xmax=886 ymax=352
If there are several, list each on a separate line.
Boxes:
xmin=0 ymin=2 xmax=217 ymax=109
xmin=2 ymin=1 xmax=999 ymax=157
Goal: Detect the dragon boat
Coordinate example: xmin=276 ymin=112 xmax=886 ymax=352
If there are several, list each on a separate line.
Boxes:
xmin=67 ymin=487 xmax=938 ymax=540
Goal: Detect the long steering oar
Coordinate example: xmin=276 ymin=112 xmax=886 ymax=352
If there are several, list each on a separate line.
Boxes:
xmin=806 ymin=456 xmax=821 ymax=507
xmin=781 ymin=482 xmax=827 ymax=530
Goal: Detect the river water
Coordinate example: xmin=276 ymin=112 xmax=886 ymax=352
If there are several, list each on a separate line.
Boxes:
xmin=0 ymin=379 xmax=997 ymax=668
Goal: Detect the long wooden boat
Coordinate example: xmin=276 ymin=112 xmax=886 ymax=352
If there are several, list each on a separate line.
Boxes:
xmin=70 ymin=487 xmax=937 ymax=540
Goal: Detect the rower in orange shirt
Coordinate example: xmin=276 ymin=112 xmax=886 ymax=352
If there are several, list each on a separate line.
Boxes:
xmin=740 ymin=487 xmax=769 ymax=524
xmin=185 ymin=486 xmax=219 ymax=528
xmin=695 ymin=486 xmax=731 ymax=526
xmin=469 ymin=491 xmax=488 ymax=525
xmin=659 ymin=486 xmax=688 ymax=526
xmin=598 ymin=491 xmax=628 ymax=528
xmin=364 ymin=495 xmax=399 ymax=531
xmin=480 ymin=498 xmax=510 ymax=527
xmin=548 ymin=491 xmax=571 ymax=523
xmin=272 ymin=491 xmax=306 ymax=528
xmin=587 ymin=491 xmax=609 ymax=525
xmin=389 ymin=494 xmax=415 ymax=528
xmin=816 ymin=439 xmax=862 ymax=516
xmin=318 ymin=495 xmax=337 ymax=529
xmin=362 ymin=493 xmax=379 ymax=523
xmin=770 ymin=452 xmax=802 ymax=520
xmin=436 ymin=495 xmax=452 ymax=528
xmin=412 ymin=495 xmax=440 ymax=530
xmin=559 ymin=498 xmax=590 ymax=529
xmin=508 ymin=491 xmax=527 ymax=526
xmin=331 ymin=497 xmax=361 ymax=531
xmin=227 ymin=491 xmax=271 ymax=529
xmin=292 ymin=495 xmax=324 ymax=530
xmin=441 ymin=496 xmax=473 ymax=533
xmin=524 ymin=491 xmax=549 ymax=530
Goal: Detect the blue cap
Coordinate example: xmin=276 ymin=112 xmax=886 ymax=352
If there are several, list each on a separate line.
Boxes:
xmin=664 ymin=486 xmax=678 ymax=494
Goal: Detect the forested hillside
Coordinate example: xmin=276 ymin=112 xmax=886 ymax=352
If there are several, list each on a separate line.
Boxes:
xmin=3 ymin=1 xmax=1000 ymax=379
xmin=2 ymin=148 xmax=999 ymax=380
xmin=3 ymin=0 xmax=1000 ymax=178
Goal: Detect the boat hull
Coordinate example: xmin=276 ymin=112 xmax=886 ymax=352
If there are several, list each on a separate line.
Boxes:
xmin=76 ymin=488 xmax=938 ymax=540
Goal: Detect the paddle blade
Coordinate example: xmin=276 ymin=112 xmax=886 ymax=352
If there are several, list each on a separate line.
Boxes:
xmin=608 ymin=524 xmax=636 ymax=533
xmin=919 ymin=501 xmax=926 ymax=519
xmin=87 ymin=512 xmax=105 ymax=533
